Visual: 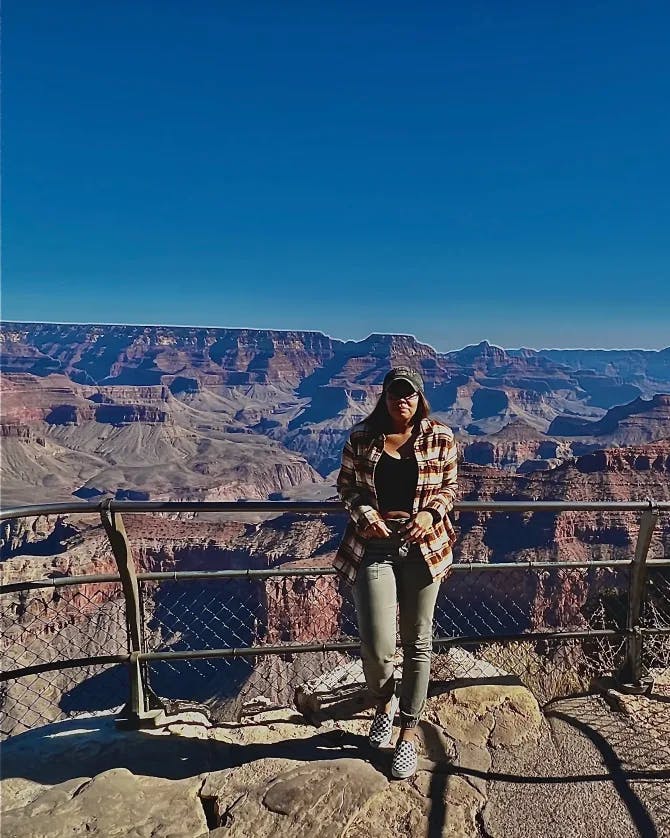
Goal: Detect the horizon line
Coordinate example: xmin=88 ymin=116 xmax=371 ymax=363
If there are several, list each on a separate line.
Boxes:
xmin=1 ymin=317 xmax=668 ymax=355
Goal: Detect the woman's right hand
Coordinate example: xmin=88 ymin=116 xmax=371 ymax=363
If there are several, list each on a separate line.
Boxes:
xmin=360 ymin=520 xmax=392 ymax=539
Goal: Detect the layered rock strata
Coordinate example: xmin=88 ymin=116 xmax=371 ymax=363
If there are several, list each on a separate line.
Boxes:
xmin=3 ymin=323 xmax=670 ymax=493
xmin=3 ymin=439 xmax=669 ymax=736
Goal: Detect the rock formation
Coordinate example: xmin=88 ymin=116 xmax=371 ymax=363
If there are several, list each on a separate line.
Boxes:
xmin=1 ymin=659 xmax=668 ymax=837
xmin=3 ymin=323 xmax=670 ymax=499
xmin=548 ymin=393 xmax=670 ymax=445
xmin=462 ymin=419 xmax=575 ymax=470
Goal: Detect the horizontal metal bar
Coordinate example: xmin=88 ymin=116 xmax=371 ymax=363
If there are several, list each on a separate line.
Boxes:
xmin=450 ymin=559 xmax=636 ymax=572
xmin=2 ymin=498 xmax=669 ymax=522
xmin=0 ymin=559 xmax=633 ymax=593
xmin=640 ymin=627 xmax=670 ymax=636
xmin=0 ymin=573 xmax=123 ymax=593
xmin=136 ymin=629 xmax=629 ymax=663
xmin=138 ymin=567 xmax=338 ymax=582
xmin=647 ymin=558 xmax=670 ymax=567
xmin=0 ymin=654 xmax=130 ymax=681
xmin=1 ymin=627 xmax=643 ymax=681
xmin=433 ymin=629 xmax=628 ymax=646
xmin=6 ymin=557 xmax=666 ymax=594
xmin=0 ymin=502 xmax=104 ymax=521
xmin=455 ymin=501 xmax=670 ymax=512
xmin=139 ymin=642 xmax=360 ymax=661
xmin=137 ymin=560 xmax=634 ymax=583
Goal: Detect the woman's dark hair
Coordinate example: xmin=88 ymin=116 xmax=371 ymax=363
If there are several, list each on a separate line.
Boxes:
xmin=364 ymin=390 xmax=431 ymax=434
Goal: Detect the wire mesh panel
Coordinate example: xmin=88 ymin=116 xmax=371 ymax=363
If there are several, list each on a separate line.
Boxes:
xmin=133 ymin=562 xmax=637 ymax=715
xmin=0 ymin=582 xmax=128 ymax=738
xmin=436 ymin=563 xmax=632 ymax=702
xmin=429 ymin=563 xmax=630 ymax=702
xmin=438 ymin=563 xmax=630 ymax=635
xmin=139 ymin=573 xmax=357 ymax=718
xmin=644 ymin=565 xmax=670 ymax=628
xmin=642 ymin=564 xmax=670 ymax=677
xmin=140 ymin=576 xmax=261 ymax=712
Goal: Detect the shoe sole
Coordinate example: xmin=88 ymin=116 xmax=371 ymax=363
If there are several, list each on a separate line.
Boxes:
xmin=391 ymin=764 xmax=417 ymax=779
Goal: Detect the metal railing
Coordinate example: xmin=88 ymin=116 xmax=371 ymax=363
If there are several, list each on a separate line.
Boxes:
xmin=1 ymin=498 xmax=669 ymax=738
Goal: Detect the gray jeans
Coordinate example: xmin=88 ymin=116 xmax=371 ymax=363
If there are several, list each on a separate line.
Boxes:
xmin=353 ymin=537 xmax=441 ymax=728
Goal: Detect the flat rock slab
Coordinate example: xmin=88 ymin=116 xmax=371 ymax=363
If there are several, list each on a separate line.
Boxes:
xmin=205 ymin=757 xmax=388 ymax=837
xmin=480 ymin=694 xmax=670 ymax=838
xmin=429 ymin=682 xmax=543 ymax=750
xmin=1 ymin=768 xmax=208 ymax=838
xmin=3 ymin=679 xmax=668 ymax=838
xmin=1 ymin=714 xmax=232 ymax=785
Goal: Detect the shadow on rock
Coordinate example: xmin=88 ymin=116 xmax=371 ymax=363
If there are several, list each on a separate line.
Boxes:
xmin=1 ymin=714 xmax=392 ymax=787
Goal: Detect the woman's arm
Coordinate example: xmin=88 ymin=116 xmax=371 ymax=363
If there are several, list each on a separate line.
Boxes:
xmin=421 ymin=434 xmax=458 ymax=522
xmin=336 ymin=436 xmax=385 ymax=530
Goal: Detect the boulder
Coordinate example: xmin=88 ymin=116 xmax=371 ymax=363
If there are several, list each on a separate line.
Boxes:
xmin=1 ymin=768 xmax=208 ymax=838
xmin=204 ymin=758 xmax=387 ymax=837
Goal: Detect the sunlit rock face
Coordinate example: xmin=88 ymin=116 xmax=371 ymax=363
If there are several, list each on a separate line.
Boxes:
xmin=2 ymin=443 xmax=669 ymax=737
xmin=2 ymin=323 xmax=670 ymax=501
xmin=2 ymin=323 xmax=670 ymax=737
xmin=462 ymin=419 xmax=575 ymax=470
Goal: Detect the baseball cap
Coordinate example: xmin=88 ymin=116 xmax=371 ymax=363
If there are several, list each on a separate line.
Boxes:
xmin=382 ymin=367 xmax=424 ymax=394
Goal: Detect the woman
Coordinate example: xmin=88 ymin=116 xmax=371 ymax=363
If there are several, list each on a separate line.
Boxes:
xmin=335 ymin=366 xmax=458 ymax=779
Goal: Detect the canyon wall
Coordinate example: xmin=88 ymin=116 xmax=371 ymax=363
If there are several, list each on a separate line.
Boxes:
xmin=3 ymin=324 xmax=670 ymax=495
xmin=3 ymin=444 xmax=669 ymax=735
xmin=2 ymin=323 xmax=670 ymax=733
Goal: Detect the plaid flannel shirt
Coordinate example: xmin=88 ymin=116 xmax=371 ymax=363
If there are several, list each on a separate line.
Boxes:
xmin=334 ymin=417 xmax=458 ymax=585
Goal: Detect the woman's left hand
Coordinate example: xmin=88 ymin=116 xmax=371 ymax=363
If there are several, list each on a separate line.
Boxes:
xmin=400 ymin=511 xmax=435 ymax=543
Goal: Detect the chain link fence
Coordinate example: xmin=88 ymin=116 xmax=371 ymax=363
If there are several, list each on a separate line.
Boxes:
xmin=3 ymin=562 xmax=668 ymax=737
xmin=0 ymin=581 xmax=129 ymax=738
xmin=1 ymin=501 xmax=668 ymax=742
xmin=643 ymin=564 xmax=670 ymax=678
xmin=137 ymin=562 xmax=644 ymax=719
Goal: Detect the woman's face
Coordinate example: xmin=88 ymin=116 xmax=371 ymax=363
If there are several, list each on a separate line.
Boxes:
xmin=385 ymin=381 xmax=420 ymax=425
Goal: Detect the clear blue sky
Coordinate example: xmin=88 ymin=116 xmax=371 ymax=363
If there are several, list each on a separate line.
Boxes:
xmin=3 ymin=1 xmax=669 ymax=350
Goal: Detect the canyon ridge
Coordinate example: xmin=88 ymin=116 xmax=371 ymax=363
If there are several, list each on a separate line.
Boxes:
xmin=1 ymin=322 xmax=669 ymax=740
xmin=2 ymin=322 xmax=670 ymax=505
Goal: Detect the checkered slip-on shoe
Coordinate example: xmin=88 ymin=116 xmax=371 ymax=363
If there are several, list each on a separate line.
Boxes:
xmin=368 ymin=694 xmax=399 ymax=749
xmin=391 ymin=739 xmax=418 ymax=779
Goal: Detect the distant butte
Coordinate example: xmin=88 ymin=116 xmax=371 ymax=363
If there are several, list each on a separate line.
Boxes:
xmin=0 ymin=322 xmax=669 ymax=503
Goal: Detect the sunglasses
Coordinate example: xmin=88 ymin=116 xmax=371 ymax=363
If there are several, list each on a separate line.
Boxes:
xmin=386 ymin=387 xmax=419 ymax=402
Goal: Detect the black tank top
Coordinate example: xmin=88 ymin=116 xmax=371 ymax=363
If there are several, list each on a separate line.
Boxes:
xmin=374 ymin=450 xmax=418 ymax=514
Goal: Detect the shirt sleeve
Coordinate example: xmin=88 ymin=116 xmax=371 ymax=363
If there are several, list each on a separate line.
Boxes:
xmin=336 ymin=436 xmax=384 ymax=530
xmin=422 ymin=433 xmax=458 ymax=521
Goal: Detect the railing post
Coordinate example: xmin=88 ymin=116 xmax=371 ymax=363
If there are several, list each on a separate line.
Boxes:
xmin=616 ymin=500 xmax=658 ymax=694
xmin=100 ymin=499 xmax=163 ymax=727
